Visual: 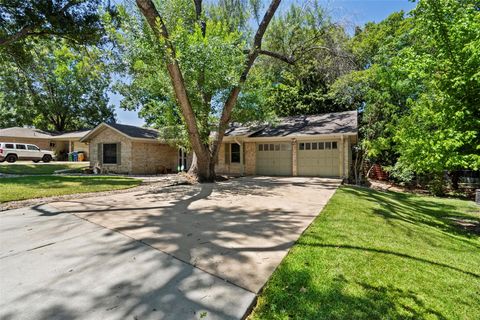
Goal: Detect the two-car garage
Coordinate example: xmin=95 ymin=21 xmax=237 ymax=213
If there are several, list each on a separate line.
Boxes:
xmin=218 ymin=111 xmax=357 ymax=179
xmin=255 ymin=140 xmax=341 ymax=177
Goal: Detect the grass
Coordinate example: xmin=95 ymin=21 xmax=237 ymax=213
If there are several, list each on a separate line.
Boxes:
xmin=0 ymin=176 xmax=141 ymax=202
xmin=250 ymin=186 xmax=480 ymax=320
xmin=0 ymin=163 xmax=88 ymax=175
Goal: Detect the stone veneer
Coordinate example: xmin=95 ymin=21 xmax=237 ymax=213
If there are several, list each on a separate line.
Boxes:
xmin=88 ymin=128 xmax=133 ymax=173
xmin=88 ymin=127 xmax=179 ymax=175
xmin=216 ymin=141 xmax=256 ymax=176
xmin=131 ymin=142 xmax=178 ymax=174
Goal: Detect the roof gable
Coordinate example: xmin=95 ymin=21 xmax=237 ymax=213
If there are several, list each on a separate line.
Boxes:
xmin=80 ymin=123 xmax=161 ymax=142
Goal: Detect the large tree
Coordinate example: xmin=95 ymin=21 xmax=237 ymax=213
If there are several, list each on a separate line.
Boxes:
xmin=0 ymin=0 xmax=115 ymax=47
xmin=0 ymin=39 xmax=115 ymax=131
xmin=114 ymin=0 xmax=293 ymax=182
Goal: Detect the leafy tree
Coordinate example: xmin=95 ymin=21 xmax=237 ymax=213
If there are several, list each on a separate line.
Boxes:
xmin=109 ymin=0 xmax=300 ymax=181
xmin=394 ymin=0 xmax=480 ymax=177
xmin=259 ymin=3 xmax=357 ymax=116
xmin=0 ymin=0 xmax=116 ymax=47
xmin=329 ymin=11 xmax=417 ymax=167
xmin=0 ymin=39 xmax=115 ymax=131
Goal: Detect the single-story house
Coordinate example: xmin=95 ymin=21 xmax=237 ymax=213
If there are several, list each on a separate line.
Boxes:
xmin=0 ymin=127 xmax=91 ymax=160
xmin=81 ymin=110 xmax=357 ymax=178
xmin=216 ymin=110 xmax=357 ymax=178
xmin=80 ymin=123 xmax=182 ymax=175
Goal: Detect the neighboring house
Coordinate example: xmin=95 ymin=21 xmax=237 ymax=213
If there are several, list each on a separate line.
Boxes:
xmin=0 ymin=127 xmax=91 ymax=160
xmin=80 ymin=123 xmax=181 ymax=175
xmin=217 ymin=110 xmax=357 ymax=178
xmin=82 ymin=110 xmax=357 ymax=178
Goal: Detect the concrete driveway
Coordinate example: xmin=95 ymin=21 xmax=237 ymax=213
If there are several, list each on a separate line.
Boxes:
xmin=0 ymin=176 xmax=339 ymax=319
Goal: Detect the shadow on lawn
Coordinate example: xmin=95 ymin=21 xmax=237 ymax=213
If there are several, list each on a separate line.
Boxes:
xmin=257 ymin=266 xmax=448 ymax=320
xmin=346 ymin=186 xmax=480 ymax=239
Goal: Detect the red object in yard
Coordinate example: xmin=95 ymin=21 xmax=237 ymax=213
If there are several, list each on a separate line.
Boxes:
xmin=370 ymin=164 xmax=389 ymax=181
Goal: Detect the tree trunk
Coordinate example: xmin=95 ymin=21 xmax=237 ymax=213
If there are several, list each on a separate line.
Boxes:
xmin=136 ymin=0 xmax=282 ymax=183
xmin=188 ymin=151 xmax=216 ymax=182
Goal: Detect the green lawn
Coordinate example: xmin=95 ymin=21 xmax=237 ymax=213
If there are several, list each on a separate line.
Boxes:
xmin=0 ymin=163 xmax=88 ymax=175
xmin=250 ymin=186 xmax=480 ymax=320
xmin=0 ymin=176 xmax=141 ymax=202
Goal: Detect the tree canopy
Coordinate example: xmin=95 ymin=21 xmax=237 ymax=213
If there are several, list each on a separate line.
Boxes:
xmin=0 ymin=39 xmax=115 ymax=131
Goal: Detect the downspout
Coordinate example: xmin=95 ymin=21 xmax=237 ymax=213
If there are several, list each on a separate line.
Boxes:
xmin=233 ymin=137 xmax=244 ymax=176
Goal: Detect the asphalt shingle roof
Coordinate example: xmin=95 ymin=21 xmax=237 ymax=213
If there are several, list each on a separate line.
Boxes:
xmin=0 ymin=127 xmax=53 ymax=139
xmin=226 ymin=111 xmax=357 ymax=138
xmin=108 ymin=123 xmax=160 ymax=139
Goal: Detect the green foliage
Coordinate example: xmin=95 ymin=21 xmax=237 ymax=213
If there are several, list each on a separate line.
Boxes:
xmin=259 ymin=2 xmax=357 ymax=116
xmin=108 ymin=1 xmax=271 ymax=148
xmin=0 ymin=0 xmax=116 ymax=47
xmin=336 ymin=0 xmax=479 ymax=178
xmin=0 ymin=39 xmax=115 ymax=131
xmin=394 ymin=0 xmax=480 ymax=173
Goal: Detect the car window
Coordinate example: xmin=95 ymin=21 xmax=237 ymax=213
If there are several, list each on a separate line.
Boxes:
xmin=15 ymin=144 xmax=26 ymax=150
xmin=27 ymin=145 xmax=40 ymax=151
xmin=4 ymin=143 xmax=14 ymax=149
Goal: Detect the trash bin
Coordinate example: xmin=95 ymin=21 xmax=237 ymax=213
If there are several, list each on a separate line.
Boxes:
xmin=73 ymin=151 xmax=78 ymax=162
xmin=78 ymin=152 xmax=85 ymax=162
xmin=68 ymin=153 xmax=73 ymax=162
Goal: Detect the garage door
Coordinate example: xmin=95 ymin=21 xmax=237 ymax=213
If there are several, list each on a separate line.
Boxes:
xmin=256 ymin=142 xmax=292 ymax=176
xmin=297 ymin=141 xmax=340 ymax=177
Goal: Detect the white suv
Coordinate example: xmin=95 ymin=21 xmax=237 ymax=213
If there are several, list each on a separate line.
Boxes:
xmin=0 ymin=143 xmax=55 ymax=163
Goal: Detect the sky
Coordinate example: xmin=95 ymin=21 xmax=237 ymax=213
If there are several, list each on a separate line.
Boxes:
xmin=112 ymin=0 xmax=417 ymax=127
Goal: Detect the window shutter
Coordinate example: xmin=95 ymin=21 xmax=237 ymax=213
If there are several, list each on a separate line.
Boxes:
xmin=116 ymin=142 xmax=121 ymax=165
xmin=224 ymin=143 xmax=230 ymax=165
xmin=97 ymin=143 xmax=103 ymax=164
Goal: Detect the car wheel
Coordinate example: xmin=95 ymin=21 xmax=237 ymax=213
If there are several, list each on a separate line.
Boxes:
xmin=33 ymin=160 xmax=40 ymax=163
xmin=6 ymin=155 xmax=17 ymax=163
xmin=42 ymin=155 xmax=52 ymax=163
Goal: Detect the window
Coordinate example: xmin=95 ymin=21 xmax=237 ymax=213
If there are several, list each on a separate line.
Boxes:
xmin=306 ymin=143 xmax=311 ymax=150
xmin=5 ymin=144 xmax=14 ymax=149
xmin=231 ymin=143 xmax=240 ymax=163
xmin=269 ymin=144 xmax=274 ymax=151
xmin=325 ymin=142 xmax=331 ymax=149
xmin=103 ymin=143 xmax=117 ymax=164
xmin=318 ymin=142 xmax=324 ymax=150
xmin=312 ymin=142 xmax=318 ymax=150
xmin=27 ymin=145 xmax=39 ymax=151
xmin=275 ymin=144 xmax=280 ymax=151
xmin=259 ymin=144 xmax=263 ymax=151
xmin=15 ymin=144 xmax=26 ymax=150
xmin=264 ymin=144 xmax=269 ymax=151
xmin=332 ymin=142 xmax=338 ymax=149
xmin=299 ymin=143 xmax=305 ymax=150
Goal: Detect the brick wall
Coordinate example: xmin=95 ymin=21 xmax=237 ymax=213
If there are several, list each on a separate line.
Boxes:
xmin=244 ymin=142 xmax=256 ymax=175
xmin=216 ymin=142 xmax=247 ymax=176
xmin=88 ymin=128 xmax=132 ymax=173
xmin=131 ymin=142 xmax=178 ymax=175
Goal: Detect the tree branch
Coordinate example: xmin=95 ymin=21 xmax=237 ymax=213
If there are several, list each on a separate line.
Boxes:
xmin=246 ymin=49 xmax=295 ymax=64
xmin=213 ymin=0 xmax=282 ymax=157
xmin=136 ymin=0 xmax=208 ymax=157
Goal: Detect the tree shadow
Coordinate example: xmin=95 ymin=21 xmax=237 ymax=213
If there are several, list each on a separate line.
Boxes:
xmin=2 ymin=176 xmax=338 ymax=319
xmin=346 ymin=186 xmax=480 ymax=241
xmin=254 ymin=265 xmax=448 ymax=320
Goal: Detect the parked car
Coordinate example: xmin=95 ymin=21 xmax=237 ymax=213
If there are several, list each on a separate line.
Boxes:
xmin=0 ymin=142 xmax=54 ymax=163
